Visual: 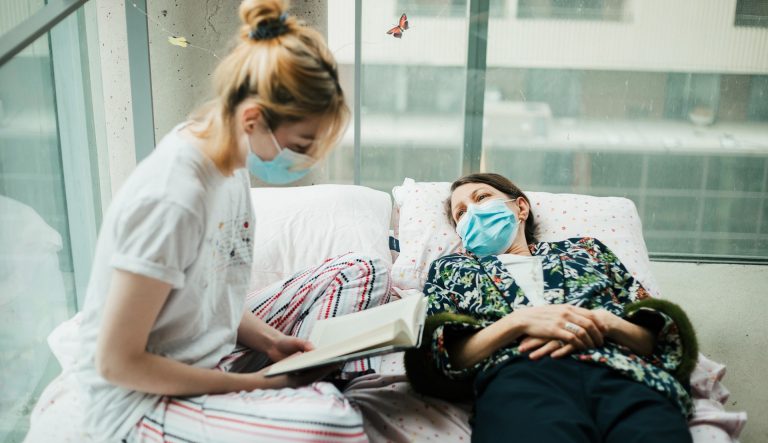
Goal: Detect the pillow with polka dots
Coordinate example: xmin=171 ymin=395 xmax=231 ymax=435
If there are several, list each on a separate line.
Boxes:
xmin=391 ymin=178 xmax=661 ymax=297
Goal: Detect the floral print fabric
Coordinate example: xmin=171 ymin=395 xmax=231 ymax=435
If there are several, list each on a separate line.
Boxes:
xmin=424 ymin=237 xmax=693 ymax=416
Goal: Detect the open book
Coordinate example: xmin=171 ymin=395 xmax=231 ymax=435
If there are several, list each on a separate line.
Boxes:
xmin=265 ymin=294 xmax=428 ymax=377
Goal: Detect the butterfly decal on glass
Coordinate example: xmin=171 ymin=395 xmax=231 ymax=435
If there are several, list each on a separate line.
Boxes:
xmin=386 ymin=13 xmax=409 ymax=39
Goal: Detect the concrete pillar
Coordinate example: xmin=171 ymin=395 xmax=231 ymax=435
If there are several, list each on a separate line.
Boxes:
xmin=94 ymin=0 xmax=137 ymax=196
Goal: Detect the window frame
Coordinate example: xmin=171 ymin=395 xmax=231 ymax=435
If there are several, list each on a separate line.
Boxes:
xmin=0 ymin=0 xmax=89 ymax=66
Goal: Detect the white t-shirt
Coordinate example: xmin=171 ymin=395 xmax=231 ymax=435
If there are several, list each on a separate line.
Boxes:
xmin=74 ymin=124 xmax=254 ymax=441
xmin=496 ymin=254 xmax=546 ymax=306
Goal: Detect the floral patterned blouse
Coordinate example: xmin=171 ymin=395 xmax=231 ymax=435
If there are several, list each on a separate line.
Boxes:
xmin=405 ymin=237 xmax=698 ymax=417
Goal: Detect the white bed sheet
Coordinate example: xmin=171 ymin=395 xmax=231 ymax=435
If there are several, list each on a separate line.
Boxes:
xmin=26 ymin=316 xmax=747 ymax=443
xmin=344 ymin=352 xmax=747 ymax=443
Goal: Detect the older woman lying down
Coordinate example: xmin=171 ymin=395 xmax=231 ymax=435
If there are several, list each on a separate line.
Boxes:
xmin=405 ymin=173 xmax=698 ymax=443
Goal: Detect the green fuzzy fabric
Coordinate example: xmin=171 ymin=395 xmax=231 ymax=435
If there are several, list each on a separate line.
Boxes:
xmin=625 ymin=298 xmax=699 ymax=382
xmin=404 ymin=312 xmax=481 ymax=401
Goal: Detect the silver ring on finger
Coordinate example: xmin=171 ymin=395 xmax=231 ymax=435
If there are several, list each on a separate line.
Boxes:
xmin=564 ymin=321 xmax=581 ymax=334
xmin=557 ymin=340 xmax=566 ymax=348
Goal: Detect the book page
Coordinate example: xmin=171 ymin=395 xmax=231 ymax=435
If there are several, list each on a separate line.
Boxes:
xmin=267 ymin=321 xmax=405 ymax=376
xmin=266 ymin=296 xmax=427 ymax=376
xmin=308 ymin=294 xmax=423 ymax=348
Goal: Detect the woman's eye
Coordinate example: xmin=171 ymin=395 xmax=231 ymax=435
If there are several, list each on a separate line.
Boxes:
xmin=289 ymin=143 xmax=312 ymax=153
xmin=477 ymin=194 xmax=488 ymax=201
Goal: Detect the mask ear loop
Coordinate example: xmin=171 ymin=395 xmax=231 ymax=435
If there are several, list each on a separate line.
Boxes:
xmin=246 ymin=130 xmax=256 ymax=156
xmin=266 ymin=127 xmax=283 ymax=155
xmin=246 ymin=124 xmax=282 ymax=162
xmin=501 ymin=198 xmax=527 ymax=223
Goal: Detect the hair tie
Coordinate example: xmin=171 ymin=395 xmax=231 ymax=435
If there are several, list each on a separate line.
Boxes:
xmin=249 ymin=13 xmax=288 ymax=40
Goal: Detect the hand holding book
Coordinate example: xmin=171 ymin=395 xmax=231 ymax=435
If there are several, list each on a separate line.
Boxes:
xmin=265 ymin=294 xmax=427 ymax=377
xmin=265 ymin=334 xmax=315 ymax=362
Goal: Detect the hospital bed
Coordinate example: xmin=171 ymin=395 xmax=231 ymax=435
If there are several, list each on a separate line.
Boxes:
xmin=24 ymin=180 xmax=747 ymax=442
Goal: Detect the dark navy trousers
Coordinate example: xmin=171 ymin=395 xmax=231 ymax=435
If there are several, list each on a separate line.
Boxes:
xmin=471 ymin=356 xmax=692 ymax=443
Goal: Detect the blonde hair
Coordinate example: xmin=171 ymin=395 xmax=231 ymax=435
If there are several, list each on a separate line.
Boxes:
xmin=191 ymin=0 xmax=349 ymax=173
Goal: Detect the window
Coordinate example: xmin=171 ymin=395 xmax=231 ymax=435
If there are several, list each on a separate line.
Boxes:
xmin=327 ymin=0 xmax=768 ymax=260
xmin=664 ymin=74 xmax=721 ymax=121
xmin=0 ymin=1 xmax=103 ymax=438
xmin=396 ymin=0 xmax=507 ymax=17
xmin=735 ymin=0 xmax=768 ymax=28
xmin=517 ymin=0 xmax=627 ymax=21
xmin=329 ymin=0 xmax=473 ymax=191
xmin=0 ymin=0 xmax=46 ymax=34
xmin=748 ymin=75 xmax=768 ymax=120
xmin=482 ymin=66 xmax=768 ymax=257
xmin=362 ymin=65 xmax=465 ymax=115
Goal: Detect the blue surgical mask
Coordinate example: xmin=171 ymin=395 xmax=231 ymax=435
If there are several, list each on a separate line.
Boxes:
xmin=247 ymin=128 xmax=313 ymax=184
xmin=456 ymin=198 xmax=519 ymax=258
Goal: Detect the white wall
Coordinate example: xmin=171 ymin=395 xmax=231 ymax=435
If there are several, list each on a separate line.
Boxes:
xmin=651 ymin=261 xmax=768 ymax=443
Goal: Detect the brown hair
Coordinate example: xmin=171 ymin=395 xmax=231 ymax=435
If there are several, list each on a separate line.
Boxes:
xmin=448 ymin=173 xmax=539 ymax=245
xmin=190 ymin=0 xmax=349 ymax=173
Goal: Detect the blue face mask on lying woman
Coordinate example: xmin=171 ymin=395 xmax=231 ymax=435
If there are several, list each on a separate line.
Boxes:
xmin=247 ymin=128 xmax=313 ymax=184
xmin=456 ymin=198 xmax=519 ymax=258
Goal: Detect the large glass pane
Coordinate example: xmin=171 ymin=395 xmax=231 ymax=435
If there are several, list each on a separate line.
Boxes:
xmin=0 ymin=34 xmax=71 ymax=442
xmin=483 ymin=2 xmax=768 ymax=259
xmin=0 ymin=6 xmax=101 ymax=440
xmin=517 ymin=0 xmax=627 ymax=20
xmin=320 ymin=0 xmax=357 ymax=184
xmin=0 ymin=1 xmax=46 ymax=37
xmin=352 ymin=0 xmax=471 ymax=191
xmin=397 ymin=0 xmax=507 ymax=16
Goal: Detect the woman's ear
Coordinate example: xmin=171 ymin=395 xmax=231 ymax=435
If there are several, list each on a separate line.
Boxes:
xmin=516 ymin=197 xmax=530 ymax=221
xmin=240 ymin=103 xmax=264 ymax=135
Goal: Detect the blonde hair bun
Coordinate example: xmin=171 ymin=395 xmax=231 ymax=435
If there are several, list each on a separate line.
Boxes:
xmin=239 ymin=0 xmax=296 ymax=41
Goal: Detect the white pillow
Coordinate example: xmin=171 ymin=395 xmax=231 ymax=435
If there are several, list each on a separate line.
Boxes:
xmin=249 ymin=185 xmax=393 ymax=292
xmin=391 ymin=178 xmax=661 ymax=297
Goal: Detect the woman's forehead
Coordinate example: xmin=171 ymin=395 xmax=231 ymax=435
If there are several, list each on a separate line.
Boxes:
xmin=452 ymin=183 xmax=501 ymax=202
